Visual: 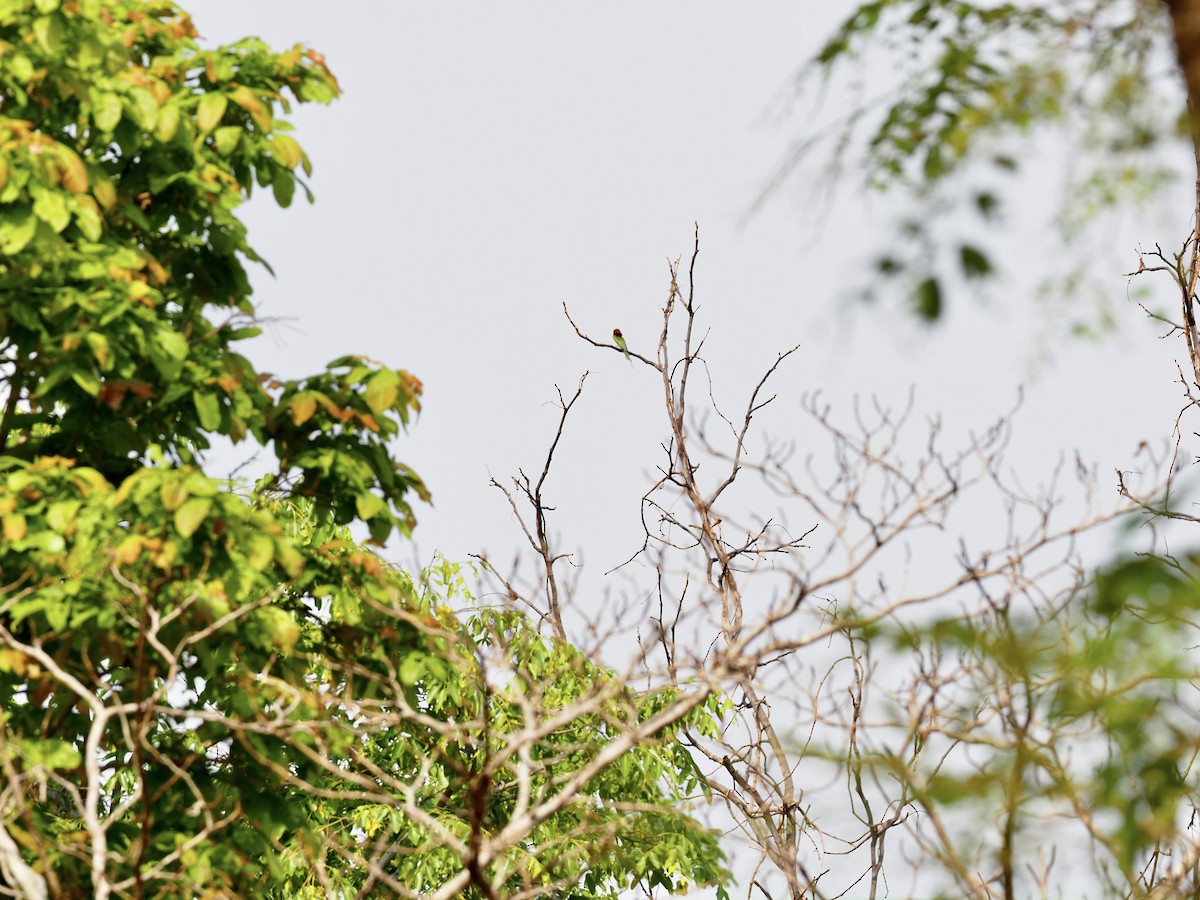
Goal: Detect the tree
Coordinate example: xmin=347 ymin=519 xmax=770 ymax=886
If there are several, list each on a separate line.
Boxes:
xmin=486 ymin=2 xmax=1200 ymax=896
xmin=9 ymin=0 xmax=1199 ymax=897
xmin=533 ymin=233 xmax=1171 ymax=898
xmin=0 ymin=2 xmax=727 ymax=897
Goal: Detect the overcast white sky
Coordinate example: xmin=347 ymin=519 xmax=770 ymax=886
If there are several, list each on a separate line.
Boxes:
xmin=185 ymin=2 xmax=1189 ymax=582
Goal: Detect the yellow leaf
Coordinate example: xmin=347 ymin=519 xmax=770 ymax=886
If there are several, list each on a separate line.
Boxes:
xmin=84 ymin=331 xmax=109 ymax=369
xmin=290 ymin=392 xmax=317 ymax=426
xmin=153 ymin=540 xmax=177 ymax=569
xmin=160 ymin=480 xmax=189 ymax=512
xmin=268 ymin=134 xmax=303 ymax=169
xmin=28 ymin=456 xmax=74 ymax=472
xmin=229 ymin=86 xmax=271 ymax=132
xmin=197 ymin=92 xmax=227 ymax=134
xmin=115 ymin=535 xmax=142 ymax=564
xmin=2 ymin=514 xmax=26 ymax=541
xmin=57 ymin=146 xmax=88 ymax=193
xmin=0 ymin=649 xmax=27 ymax=676
xmin=91 ymin=173 xmax=116 ymax=211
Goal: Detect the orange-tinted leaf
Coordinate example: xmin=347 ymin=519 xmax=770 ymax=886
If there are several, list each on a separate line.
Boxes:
xmin=91 ymin=172 xmax=116 ymax=211
xmin=0 ymin=648 xmax=27 ymax=676
xmin=57 ymin=147 xmax=88 ymax=193
xmin=229 ymin=86 xmax=271 ymax=132
xmin=2 ymin=514 xmax=26 ymax=542
xmin=115 ymin=535 xmax=142 ymax=564
xmin=315 ymin=393 xmax=354 ymax=421
xmin=290 ymin=392 xmax=317 ymax=426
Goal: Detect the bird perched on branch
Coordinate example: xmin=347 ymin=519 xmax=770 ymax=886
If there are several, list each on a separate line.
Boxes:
xmin=612 ymin=328 xmax=630 ymax=362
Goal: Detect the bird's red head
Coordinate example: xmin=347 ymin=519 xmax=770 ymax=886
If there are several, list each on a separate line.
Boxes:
xmin=613 ymin=328 xmax=623 ymax=337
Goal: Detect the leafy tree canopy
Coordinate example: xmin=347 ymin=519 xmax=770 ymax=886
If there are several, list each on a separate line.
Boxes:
xmin=0 ymin=1 xmax=728 ymax=896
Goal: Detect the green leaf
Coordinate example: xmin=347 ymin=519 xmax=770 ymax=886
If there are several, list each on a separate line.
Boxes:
xmin=959 ymin=244 xmax=993 ymax=280
xmin=46 ymin=500 xmax=81 ymax=532
xmin=271 ymin=169 xmax=295 ymax=207
xmin=155 ymin=101 xmax=181 ymax=142
xmin=197 ymin=92 xmax=228 ymax=134
xmin=214 ymin=125 xmax=241 ymax=156
xmin=71 ymin=200 xmax=103 ymax=241
xmin=71 ymin=369 xmax=101 ymax=396
xmin=911 ymin=277 xmax=942 ymax=321
xmin=32 ymin=14 xmax=64 ymax=54
xmin=194 ymin=391 xmax=222 ymax=431
xmin=400 ymin=652 xmax=427 ymax=686
xmin=6 ymin=53 xmax=33 ymax=85
xmin=174 ymin=497 xmax=212 ymax=538
xmin=246 ymin=533 xmax=274 ymax=570
xmin=157 ymin=330 xmax=189 ymax=361
xmin=127 ymin=88 xmax=159 ymax=130
xmin=0 ymin=205 xmax=38 ymax=255
xmin=355 ymin=492 xmax=386 ymax=520
xmin=364 ymin=369 xmax=400 ymax=414
xmin=268 ymin=134 xmax=304 ymax=168
xmin=160 ymin=480 xmax=189 ymax=512
xmin=84 ymin=332 xmax=110 ymax=369
xmin=92 ymin=91 xmax=123 ymax=131
xmin=32 ymin=190 xmax=70 ymax=233
xmin=21 ymin=738 xmax=80 ymax=770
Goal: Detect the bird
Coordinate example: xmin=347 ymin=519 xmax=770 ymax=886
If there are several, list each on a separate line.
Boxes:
xmin=612 ymin=328 xmax=630 ymax=362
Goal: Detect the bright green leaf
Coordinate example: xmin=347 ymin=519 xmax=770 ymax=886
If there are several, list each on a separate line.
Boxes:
xmin=70 ymin=369 xmax=101 ymax=396
xmin=92 ymin=91 xmax=123 ymax=131
xmin=197 ymin=92 xmax=228 ymax=134
xmin=0 ymin=205 xmax=38 ymax=255
xmin=84 ymin=332 xmax=110 ymax=369
xmin=364 ymin=369 xmax=400 ymax=414
xmin=174 ymin=497 xmax=212 ymax=538
xmin=32 ymin=14 xmax=64 ymax=54
xmin=194 ymin=391 xmax=222 ymax=431
xmin=32 ymin=190 xmax=70 ymax=233
xmin=214 ymin=126 xmax=241 ymax=156
xmin=355 ymin=492 xmax=386 ymax=520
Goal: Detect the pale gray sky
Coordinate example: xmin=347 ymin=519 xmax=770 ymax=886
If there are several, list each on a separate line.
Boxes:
xmin=187 ymin=2 xmax=1186 ymax=580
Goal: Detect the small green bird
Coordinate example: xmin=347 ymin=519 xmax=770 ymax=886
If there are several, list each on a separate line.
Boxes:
xmin=612 ymin=328 xmax=630 ymax=361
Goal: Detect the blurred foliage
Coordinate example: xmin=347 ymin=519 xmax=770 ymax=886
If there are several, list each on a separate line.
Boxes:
xmin=787 ymin=0 xmax=1179 ymax=325
xmin=856 ymin=550 xmax=1200 ymax=891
